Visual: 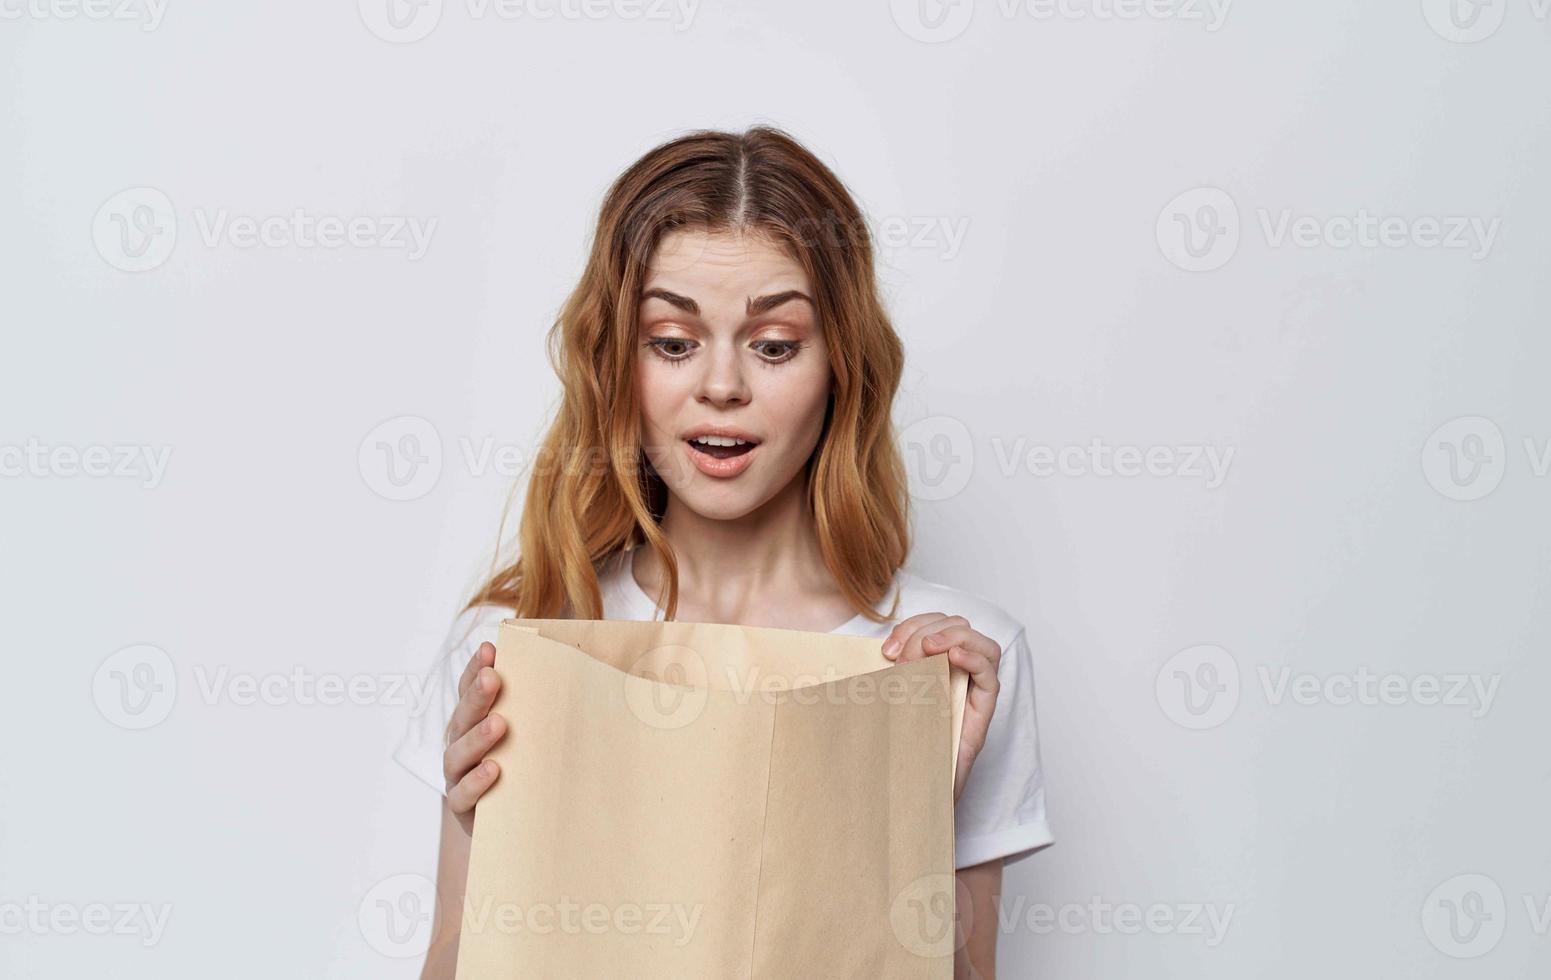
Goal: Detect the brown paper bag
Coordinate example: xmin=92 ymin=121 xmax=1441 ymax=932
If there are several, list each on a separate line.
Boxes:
xmin=454 ymin=618 xmax=970 ymax=979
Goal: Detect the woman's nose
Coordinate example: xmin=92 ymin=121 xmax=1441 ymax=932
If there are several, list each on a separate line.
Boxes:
xmin=695 ymin=346 xmax=750 ymax=407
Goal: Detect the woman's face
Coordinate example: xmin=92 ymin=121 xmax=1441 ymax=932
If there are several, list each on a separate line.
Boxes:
xmin=636 ymin=226 xmax=832 ymax=521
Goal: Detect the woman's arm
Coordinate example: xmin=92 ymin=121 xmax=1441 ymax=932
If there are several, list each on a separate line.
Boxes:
xmin=956 ymin=858 xmax=1004 ymax=980
xmin=420 ymin=802 xmax=472 ymax=979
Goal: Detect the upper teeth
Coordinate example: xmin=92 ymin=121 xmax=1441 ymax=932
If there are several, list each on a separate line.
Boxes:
xmin=694 ymin=435 xmax=747 ymax=446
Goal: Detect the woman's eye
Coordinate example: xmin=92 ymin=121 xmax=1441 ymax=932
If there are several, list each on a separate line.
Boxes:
xmin=753 ymin=340 xmax=801 ymax=363
xmin=645 ymin=338 xmax=696 ymax=362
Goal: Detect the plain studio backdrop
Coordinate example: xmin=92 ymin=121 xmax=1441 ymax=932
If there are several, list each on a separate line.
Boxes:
xmin=2 ymin=1 xmax=1547 ymax=977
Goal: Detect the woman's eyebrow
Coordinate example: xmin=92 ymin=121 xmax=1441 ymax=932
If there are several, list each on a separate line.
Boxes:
xmin=641 ymin=288 xmax=699 ymax=315
xmin=639 ymin=288 xmax=814 ymax=318
xmin=746 ymin=290 xmax=813 ymax=317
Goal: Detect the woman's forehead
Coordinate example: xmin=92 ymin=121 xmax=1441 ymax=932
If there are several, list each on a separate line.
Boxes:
xmin=643 ymin=228 xmax=809 ymax=303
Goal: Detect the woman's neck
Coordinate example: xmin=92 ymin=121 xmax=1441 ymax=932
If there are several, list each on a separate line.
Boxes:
xmin=631 ymin=475 xmax=856 ymax=630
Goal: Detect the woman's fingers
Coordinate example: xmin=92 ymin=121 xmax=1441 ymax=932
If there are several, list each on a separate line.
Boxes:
xmin=900 ymin=616 xmax=971 ymax=663
xmin=444 ymin=645 xmax=506 ymax=819
xmin=443 ymin=711 xmax=507 ymax=788
xmin=949 ymin=646 xmax=1001 ymax=721
xmin=446 ymin=758 xmax=500 ymax=816
xmin=880 ymin=613 xmax=961 ymax=661
xmin=445 ymin=663 xmax=501 ymax=748
xmin=922 ymin=624 xmax=1001 ymax=667
xmin=929 ymin=625 xmax=1002 ymax=704
xmin=457 ymin=642 xmax=496 ymax=700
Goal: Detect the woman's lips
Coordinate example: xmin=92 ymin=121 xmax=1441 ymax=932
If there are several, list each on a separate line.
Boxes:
xmin=683 ymin=439 xmax=758 ymax=478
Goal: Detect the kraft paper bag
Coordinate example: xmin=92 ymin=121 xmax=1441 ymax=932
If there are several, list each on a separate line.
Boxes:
xmin=454 ymin=617 xmax=970 ymax=979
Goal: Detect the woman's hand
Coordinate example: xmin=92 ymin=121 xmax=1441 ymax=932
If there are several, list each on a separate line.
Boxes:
xmin=442 ymin=640 xmax=508 ymax=836
xmin=881 ymin=613 xmax=1002 ymax=803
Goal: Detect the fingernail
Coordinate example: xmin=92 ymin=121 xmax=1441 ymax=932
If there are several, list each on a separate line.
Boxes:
xmin=480 ymin=718 xmax=491 ymax=735
xmin=882 ymin=638 xmax=900 ymax=659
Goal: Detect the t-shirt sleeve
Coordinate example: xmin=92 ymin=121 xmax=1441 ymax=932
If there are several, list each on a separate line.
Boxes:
xmin=392 ymin=604 xmax=510 ymax=797
xmin=952 ymin=625 xmax=1055 ymax=870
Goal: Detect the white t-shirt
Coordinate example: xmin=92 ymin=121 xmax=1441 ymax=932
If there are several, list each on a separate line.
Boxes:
xmin=394 ymin=550 xmax=1054 ymax=869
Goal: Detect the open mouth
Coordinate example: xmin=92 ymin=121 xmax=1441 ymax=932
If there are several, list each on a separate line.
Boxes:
xmin=686 ymin=438 xmax=757 ymax=460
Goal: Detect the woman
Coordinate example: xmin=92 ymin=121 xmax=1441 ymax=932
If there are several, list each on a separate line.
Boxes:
xmin=395 ymin=125 xmax=1053 ymax=978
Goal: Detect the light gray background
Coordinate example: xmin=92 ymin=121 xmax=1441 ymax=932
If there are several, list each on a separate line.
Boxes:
xmin=2 ymin=0 xmax=1547 ymax=976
